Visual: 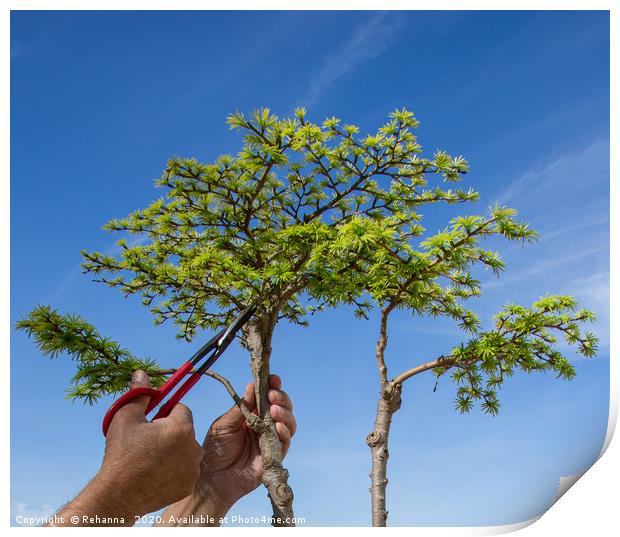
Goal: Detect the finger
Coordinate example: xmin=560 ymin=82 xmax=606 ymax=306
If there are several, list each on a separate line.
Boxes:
xmin=268 ymin=389 xmax=293 ymax=412
xmin=275 ymin=421 xmax=291 ymax=457
xmin=114 ymin=370 xmax=152 ymax=425
xmin=130 ymin=370 xmax=152 ymax=391
xmin=166 ymin=402 xmax=195 ymax=426
xmin=243 ymin=382 xmax=257 ymax=412
xmin=270 ymin=404 xmax=297 ymax=436
xmin=268 ymin=374 xmax=282 ymax=390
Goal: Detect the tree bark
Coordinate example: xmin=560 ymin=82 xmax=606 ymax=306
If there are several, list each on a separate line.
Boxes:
xmin=243 ymin=315 xmax=296 ymax=527
xmin=366 ymin=383 xmax=402 ymax=527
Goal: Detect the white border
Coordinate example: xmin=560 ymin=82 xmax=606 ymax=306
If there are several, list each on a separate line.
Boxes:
xmin=0 ymin=0 xmax=617 ymax=9
xmin=3 ymin=1 xmax=616 ymax=535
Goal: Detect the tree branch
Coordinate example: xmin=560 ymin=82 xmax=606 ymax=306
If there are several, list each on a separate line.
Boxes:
xmin=376 ymin=306 xmax=395 ymax=386
xmin=391 ymin=355 xmax=454 ymax=386
xmin=154 ymin=368 xmax=264 ymax=433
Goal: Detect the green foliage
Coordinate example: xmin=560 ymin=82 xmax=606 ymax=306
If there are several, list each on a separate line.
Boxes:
xmin=323 ymin=203 xmax=537 ymax=326
xmin=19 ymin=107 xmax=475 ymax=402
xmin=81 ymin=107 xmax=471 ymax=339
xmin=16 ymin=305 xmax=165 ymax=404
xmin=287 ymin=115 xmax=597 ymax=418
xmin=16 ymin=106 xmax=597 ymax=411
xmin=432 ymin=295 xmax=598 ymax=415
xmin=327 ymin=177 xmax=597 ymax=416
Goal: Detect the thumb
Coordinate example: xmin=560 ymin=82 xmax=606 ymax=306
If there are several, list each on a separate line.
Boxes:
xmin=210 ymin=383 xmax=254 ymax=431
xmin=243 ymin=382 xmax=257 ymax=412
xmin=116 ymin=370 xmax=153 ymax=424
xmin=130 ymin=369 xmax=152 ymax=390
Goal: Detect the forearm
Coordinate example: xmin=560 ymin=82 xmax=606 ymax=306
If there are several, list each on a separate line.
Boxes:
xmin=156 ymin=484 xmax=232 ymax=527
xmin=46 ymin=473 xmax=140 ymax=527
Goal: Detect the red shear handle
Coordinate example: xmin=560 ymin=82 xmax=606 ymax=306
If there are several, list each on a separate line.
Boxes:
xmin=152 ymin=372 xmax=202 ymax=420
xmin=102 ymin=361 xmax=195 ymax=437
xmin=102 ymin=387 xmax=160 ymax=436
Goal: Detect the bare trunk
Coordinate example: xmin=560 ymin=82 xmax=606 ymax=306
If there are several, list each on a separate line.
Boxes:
xmin=366 ymin=383 xmax=402 ymax=527
xmin=244 ymin=315 xmax=296 ymax=527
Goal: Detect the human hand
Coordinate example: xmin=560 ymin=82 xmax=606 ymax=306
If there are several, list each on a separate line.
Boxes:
xmin=197 ymin=374 xmax=297 ymax=510
xmin=50 ymin=370 xmax=203 ymax=526
xmin=93 ymin=370 xmax=203 ymax=519
xmin=158 ymin=373 xmax=297 ymax=526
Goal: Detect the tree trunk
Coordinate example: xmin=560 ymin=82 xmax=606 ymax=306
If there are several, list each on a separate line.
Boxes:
xmin=366 ymin=383 xmax=402 ymax=527
xmin=244 ymin=316 xmax=296 ymax=527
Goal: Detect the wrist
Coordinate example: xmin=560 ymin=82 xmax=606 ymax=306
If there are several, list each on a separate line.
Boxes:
xmin=88 ymin=470 xmax=143 ymax=522
xmin=157 ymin=487 xmax=231 ymax=527
xmin=84 ymin=472 xmax=141 ymax=525
xmin=51 ymin=472 xmax=140 ymax=527
xmin=192 ymin=478 xmax=233 ymax=521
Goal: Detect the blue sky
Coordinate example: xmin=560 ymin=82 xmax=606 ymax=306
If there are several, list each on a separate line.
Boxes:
xmin=10 ymin=10 xmax=609 ymax=527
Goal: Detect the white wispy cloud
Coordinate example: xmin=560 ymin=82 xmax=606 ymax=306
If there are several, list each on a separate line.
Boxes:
xmin=43 ymin=233 xmax=151 ymax=304
xmin=11 ymin=14 xmax=77 ymax=61
xmin=302 ymin=12 xmax=406 ymax=107
xmin=571 ymin=271 xmax=610 ymax=311
xmin=485 ymin=138 xmax=610 ymax=349
xmin=481 ymin=243 xmax=608 ymax=290
xmin=11 ymin=41 xmax=31 ymax=60
xmin=11 ymin=502 xmax=56 ymax=527
xmin=498 ymin=139 xmax=609 ymax=206
xmin=571 ymin=271 xmax=610 ymax=347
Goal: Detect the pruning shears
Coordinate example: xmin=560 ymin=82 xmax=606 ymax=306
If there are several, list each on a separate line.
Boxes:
xmin=102 ymin=304 xmax=257 ymax=436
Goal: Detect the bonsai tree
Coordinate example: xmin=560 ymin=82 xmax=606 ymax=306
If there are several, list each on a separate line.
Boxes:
xmin=328 ymin=188 xmax=598 ymax=525
xmin=17 ymin=107 xmax=474 ymax=526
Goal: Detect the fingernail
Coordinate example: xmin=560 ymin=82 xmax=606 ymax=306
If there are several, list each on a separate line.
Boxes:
xmin=132 ymin=370 xmax=148 ymax=384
